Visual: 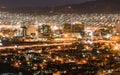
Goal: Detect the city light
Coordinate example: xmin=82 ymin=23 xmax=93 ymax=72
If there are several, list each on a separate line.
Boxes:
xmin=0 ymin=4 xmax=119 ymax=75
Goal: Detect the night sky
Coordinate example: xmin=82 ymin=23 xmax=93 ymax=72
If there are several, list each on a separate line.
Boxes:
xmin=0 ymin=0 xmax=95 ymax=7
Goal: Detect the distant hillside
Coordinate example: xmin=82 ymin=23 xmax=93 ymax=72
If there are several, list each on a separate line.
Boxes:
xmin=55 ymin=0 xmax=120 ymax=13
xmin=1 ymin=0 xmax=120 ymax=14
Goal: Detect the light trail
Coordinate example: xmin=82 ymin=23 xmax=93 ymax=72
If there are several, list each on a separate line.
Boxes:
xmin=0 ymin=42 xmax=72 ymax=50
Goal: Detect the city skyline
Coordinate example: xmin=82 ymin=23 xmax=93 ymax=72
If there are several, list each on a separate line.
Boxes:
xmin=0 ymin=0 xmax=119 ymax=75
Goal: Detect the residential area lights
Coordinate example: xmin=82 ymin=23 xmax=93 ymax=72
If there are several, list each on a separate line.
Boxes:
xmin=0 ymin=11 xmax=120 ymax=75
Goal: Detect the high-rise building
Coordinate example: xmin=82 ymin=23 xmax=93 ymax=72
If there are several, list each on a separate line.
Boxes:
xmin=20 ymin=25 xmax=27 ymax=37
xmin=63 ymin=21 xmax=84 ymax=38
xmin=38 ymin=24 xmax=52 ymax=38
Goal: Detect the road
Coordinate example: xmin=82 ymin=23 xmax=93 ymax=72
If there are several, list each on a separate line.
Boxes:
xmin=0 ymin=42 xmax=72 ymax=50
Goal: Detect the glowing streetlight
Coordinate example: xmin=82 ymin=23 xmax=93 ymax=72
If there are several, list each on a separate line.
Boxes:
xmin=52 ymin=25 xmax=59 ymax=30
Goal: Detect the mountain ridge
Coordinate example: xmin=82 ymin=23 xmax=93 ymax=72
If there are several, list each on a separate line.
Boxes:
xmin=1 ymin=0 xmax=120 ymax=14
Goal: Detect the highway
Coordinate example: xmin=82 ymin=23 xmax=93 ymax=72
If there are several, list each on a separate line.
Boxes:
xmin=0 ymin=42 xmax=72 ymax=50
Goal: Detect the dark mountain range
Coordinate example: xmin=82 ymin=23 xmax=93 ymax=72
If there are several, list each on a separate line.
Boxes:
xmin=55 ymin=0 xmax=120 ymax=13
xmin=1 ymin=0 xmax=120 ymax=14
xmin=0 ymin=0 xmax=93 ymax=7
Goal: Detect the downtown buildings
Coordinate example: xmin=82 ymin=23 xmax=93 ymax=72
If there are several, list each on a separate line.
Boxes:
xmin=0 ymin=11 xmax=119 ymax=42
